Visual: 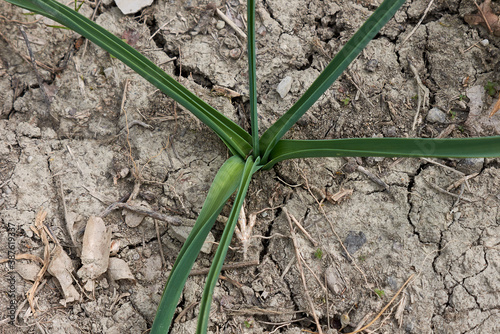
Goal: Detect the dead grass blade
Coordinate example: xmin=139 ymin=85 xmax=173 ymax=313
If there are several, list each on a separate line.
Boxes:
xmin=344 ymin=274 xmax=415 ymax=334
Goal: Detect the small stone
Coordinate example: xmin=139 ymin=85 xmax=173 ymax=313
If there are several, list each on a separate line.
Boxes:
xmin=103 ymin=67 xmax=113 ymax=78
xmin=343 ymin=231 xmax=366 ymax=258
xmin=276 ymin=76 xmax=293 ymax=98
xmin=480 ymin=39 xmax=489 ymax=46
xmin=169 ymin=225 xmax=214 ymax=254
xmin=257 ymin=25 xmax=267 ymax=36
xmin=142 ymin=247 xmax=152 ymax=258
xmin=115 ymin=0 xmax=154 ymax=15
xmin=3 ymin=186 xmax=12 ymax=195
xmin=386 ymin=276 xmax=398 ymax=290
xmin=426 ymin=107 xmax=447 ymax=123
xmin=216 ymin=20 xmax=225 ymax=30
xmin=325 ymin=267 xmax=344 ymax=294
xmin=73 ymin=304 xmax=82 ymax=314
xmin=365 ymin=59 xmax=378 ymax=72
xmin=366 ymin=156 xmax=384 ymax=165
xmin=456 ymin=158 xmax=484 ymax=174
xmin=27 ymin=156 xmax=33 ymax=163
xmin=382 ymin=126 xmax=397 ymax=137
xmin=100 ymin=277 xmax=109 ymax=289
xmin=229 ymin=48 xmax=241 ymax=59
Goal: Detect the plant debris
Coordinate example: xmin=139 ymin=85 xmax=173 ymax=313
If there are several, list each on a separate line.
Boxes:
xmin=464 ymin=0 xmax=500 ymax=36
xmin=76 ymin=216 xmax=111 ymax=291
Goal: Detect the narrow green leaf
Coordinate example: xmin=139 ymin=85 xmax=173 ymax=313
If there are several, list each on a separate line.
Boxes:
xmin=197 ymin=156 xmax=261 ymax=333
xmin=247 ymin=0 xmax=259 ymax=158
xmin=262 ymin=137 xmax=500 ymax=169
xmin=150 ymin=156 xmax=245 ymax=334
xmin=6 ymin=0 xmax=252 ymax=158
xmin=259 ymin=0 xmax=406 ymax=163
xmin=6 ymin=0 xmax=57 ymax=20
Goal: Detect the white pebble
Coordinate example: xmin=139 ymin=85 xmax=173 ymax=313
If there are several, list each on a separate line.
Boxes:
xmin=276 ymin=76 xmax=293 ymax=98
xmin=115 ymin=0 xmax=154 ymax=15
xmin=216 ymin=20 xmax=225 ymax=30
xmin=480 ymin=39 xmax=489 ymax=46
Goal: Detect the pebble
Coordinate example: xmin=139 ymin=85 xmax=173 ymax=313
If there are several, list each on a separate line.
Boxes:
xmin=325 ymin=267 xmax=343 ymax=294
xmin=276 ymin=76 xmax=292 ymax=98
xmin=3 ymin=186 xmax=12 ymax=195
xmin=480 ymin=39 xmax=489 ymax=46
xmin=382 ymin=125 xmax=398 ymax=137
xmin=257 ymin=25 xmax=267 ymax=36
xmin=426 ymin=107 xmax=447 ymax=123
xmin=387 ymin=276 xmax=398 ymax=290
xmin=216 ymin=20 xmax=225 ymax=30
xmin=115 ymin=0 xmax=154 ymax=15
xmin=343 ymin=231 xmax=366 ymax=258
xmin=142 ymin=247 xmax=152 ymax=258
xmin=229 ymin=48 xmax=241 ymax=59
xmin=131 ymin=252 xmax=140 ymax=261
xmin=103 ymin=67 xmax=113 ymax=78
xmin=170 ymin=225 xmax=215 ymax=254
xmin=365 ymin=58 xmax=378 ymax=72
xmin=456 ymin=158 xmax=484 ymax=174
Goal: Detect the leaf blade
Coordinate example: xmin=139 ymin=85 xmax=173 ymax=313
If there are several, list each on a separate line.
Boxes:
xmin=150 ymin=156 xmax=245 ymax=334
xmin=7 ymin=0 xmax=252 ymax=157
xmin=196 ymin=156 xmax=261 ymax=334
xmin=259 ymin=0 xmax=406 ymax=162
xmin=263 ymin=137 xmax=500 ymax=169
xmin=247 ymin=0 xmax=259 ymax=158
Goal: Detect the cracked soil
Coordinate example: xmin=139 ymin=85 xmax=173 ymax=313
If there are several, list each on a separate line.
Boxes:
xmin=1 ymin=0 xmax=500 ymax=333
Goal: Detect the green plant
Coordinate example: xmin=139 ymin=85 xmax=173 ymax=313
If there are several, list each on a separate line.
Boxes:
xmin=314 ymin=248 xmax=323 ymax=259
xmin=485 ymin=81 xmax=498 ymax=97
xmin=243 ymin=320 xmax=253 ymax=329
xmin=341 ymin=96 xmax=351 ymax=106
xmin=374 ymin=288 xmax=385 ymax=298
xmin=7 ymin=0 xmax=500 ymax=333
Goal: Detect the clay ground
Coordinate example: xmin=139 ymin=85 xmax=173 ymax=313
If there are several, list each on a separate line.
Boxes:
xmin=1 ymin=0 xmax=500 ymax=333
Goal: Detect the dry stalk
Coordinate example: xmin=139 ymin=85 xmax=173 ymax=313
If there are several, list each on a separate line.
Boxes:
xmin=408 ymin=58 xmax=429 ymax=132
xmin=100 ymin=202 xmax=182 ymax=224
xmin=26 ymin=209 xmax=50 ymax=314
xmin=288 ymin=211 xmax=319 ymax=247
xmin=284 ymin=207 xmax=323 ymax=334
xmin=154 ymin=219 xmax=166 ymax=268
xmin=189 ymin=259 xmax=259 ymax=276
xmin=399 ymin=0 xmax=435 ymax=48
xmin=344 ymin=274 xmax=415 ymax=334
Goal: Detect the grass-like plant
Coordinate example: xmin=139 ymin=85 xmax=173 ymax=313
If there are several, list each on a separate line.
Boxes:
xmin=7 ymin=0 xmax=500 ymax=333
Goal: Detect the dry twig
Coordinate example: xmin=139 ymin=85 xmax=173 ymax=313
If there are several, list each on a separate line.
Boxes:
xmin=215 ymin=8 xmax=247 ymax=39
xmin=189 ymin=259 xmax=259 ymax=276
xmin=399 ymin=0 xmax=435 ymax=47
xmin=284 ymin=208 xmax=323 ymax=334
xmin=18 ymin=26 xmax=51 ymax=111
xmin=408 ymin=58 xmax=429 ymax=132
xmin=99 ymin=202 xmax=182 ymax=224
xmin=344 ymin=274 xmax=415 ymax=334
xmin=154 ymin=219 xmax=167 ymax=268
